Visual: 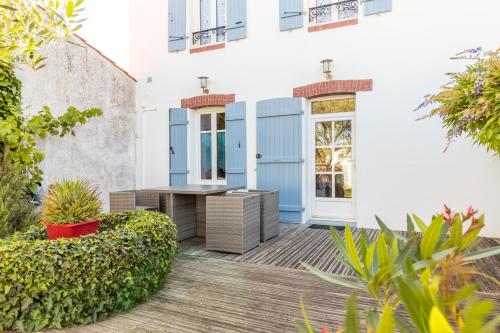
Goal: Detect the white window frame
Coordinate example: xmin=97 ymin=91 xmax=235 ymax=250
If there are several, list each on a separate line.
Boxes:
xmin=196 ymin=107 xmax=227 ymax=185
xmin=190 ymin=0 xmax=226 ymax=48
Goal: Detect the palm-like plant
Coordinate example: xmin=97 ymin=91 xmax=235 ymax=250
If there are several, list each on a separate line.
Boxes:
xmin=41 ymin=179 xmax=102 ymax=224
xmin=297 ymin=205 xmax=500 ymax=332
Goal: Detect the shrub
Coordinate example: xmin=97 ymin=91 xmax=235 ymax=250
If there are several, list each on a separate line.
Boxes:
xmin=41 ymin=179 xmax=102 ymax=224
xmin=0 ymin=164 xmax=39 ymax=238
xmin=0 ymin=210 xmax=178 ymax=332
xmin=298 ymin=205 xmax=500 ymax=332
xmin=417 ymin=48 xmax=500 ymax=156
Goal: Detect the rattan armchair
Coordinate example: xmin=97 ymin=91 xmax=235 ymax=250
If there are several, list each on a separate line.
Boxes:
xmin=109 ymin=190 xmax=160 ymax=212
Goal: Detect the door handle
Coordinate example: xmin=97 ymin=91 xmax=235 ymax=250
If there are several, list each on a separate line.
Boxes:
xmin=256 ymin=153 xmax=262 ymax=159
xmin=170 ymin=146 xmax=175 ymax=155
xmin=238 ymin=141 xmax=241 ymax=148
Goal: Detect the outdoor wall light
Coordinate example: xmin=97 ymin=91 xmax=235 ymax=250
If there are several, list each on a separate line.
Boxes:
xmin=320 ymin=59 xmax=333 ymax=80
xmin=198 ymin=76 xmax=209 ymax=94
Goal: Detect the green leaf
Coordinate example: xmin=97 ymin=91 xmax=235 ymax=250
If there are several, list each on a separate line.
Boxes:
xmin=376 ymin=234 xmax=389 ymax=268
xmin=364 ymin=242 xmax=376 ymax=272
xmin=412 ymin=214 xmax=428 ymax=233
xmin=420 ymin=215 xmax=444 ymax=259
xmin=429 ymin=307 xmax=453 ymax=333
xmin=462 ymin=245 xmax=500 ymax=262
xmin=344 ymin=293 xmax=359 ymax=333
xmin=301 ymin=262 xmax=365 ymax=290
xmin=377 ymin=304 xmax=394 ymax=333
xmin=344 ymin=226 xmax=367 ymax=278
xmin=376 ymin=215 xmax=404 ymax=241
xmin=298 ymin=298 xmax=318 ymax=333
xmin=406 ymin=214 xmax=415 ymax=235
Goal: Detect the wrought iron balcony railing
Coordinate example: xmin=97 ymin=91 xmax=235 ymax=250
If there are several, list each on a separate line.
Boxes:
xmin=309 ymin=0 xmax=358 ymax=24
xmin=192 ymin=26 xmax=226 ymax=47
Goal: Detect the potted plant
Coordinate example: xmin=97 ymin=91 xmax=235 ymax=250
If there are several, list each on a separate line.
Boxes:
xmin=41 ymin=179 xmax=102 ymax=240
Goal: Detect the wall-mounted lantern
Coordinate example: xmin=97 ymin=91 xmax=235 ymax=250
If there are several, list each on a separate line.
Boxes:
xmin=198 ymin=76 xmax=209 ymax=94
xmin=320 ymin=59 xmax=333 ymax=80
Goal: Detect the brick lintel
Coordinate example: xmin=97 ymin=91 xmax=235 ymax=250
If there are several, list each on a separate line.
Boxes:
xmin=181 ymin=94 xmax=236 ymax=109
xmin=293 ymin=79 xmax=373 ymax=99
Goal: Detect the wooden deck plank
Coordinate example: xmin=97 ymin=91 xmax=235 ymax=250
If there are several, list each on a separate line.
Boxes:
xmin=55 ymin=223 xmax=499 ymax=333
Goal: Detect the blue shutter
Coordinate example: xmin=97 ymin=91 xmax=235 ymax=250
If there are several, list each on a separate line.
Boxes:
xmin=279 ymin=0 xmax=303 ymax=31
xmin=226 ymin=0 xmax=247 ymax=41
xmin=168 ymin=0 xmax=187 ymax=52
xmin=225 ymin=102 xmax=247 ymax=187
xmin=256 ymin=98 xmax=303 ymax=222
xmin=364 ymin=0 xmax=392 ymax=16
xmin=169 ymin=108 xmax=188 ymax=185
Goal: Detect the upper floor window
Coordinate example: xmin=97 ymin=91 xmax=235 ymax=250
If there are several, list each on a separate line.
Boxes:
xmin=309 ymin=0 xmax=358 ymax=26
xmin=193 ymin=0 xmax=227 ymax=47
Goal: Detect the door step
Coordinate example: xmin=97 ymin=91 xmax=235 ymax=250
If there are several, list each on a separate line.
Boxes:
xmin=308 ymin=224 xmax=345 ymax=231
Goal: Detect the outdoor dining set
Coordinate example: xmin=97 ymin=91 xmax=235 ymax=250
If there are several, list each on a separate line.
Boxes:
xmin=109 ymin=185 xmax=280 ymax=254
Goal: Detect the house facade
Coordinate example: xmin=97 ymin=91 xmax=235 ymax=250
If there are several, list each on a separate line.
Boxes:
xmin=130 ymin=0 xmax=500 ymax=236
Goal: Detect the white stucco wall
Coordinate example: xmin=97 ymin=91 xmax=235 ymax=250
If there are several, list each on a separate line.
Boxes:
xmin=130 ymin=0 xmax=500 ymax=236
xmin=18 ymin=36 xmax=137 ymax=210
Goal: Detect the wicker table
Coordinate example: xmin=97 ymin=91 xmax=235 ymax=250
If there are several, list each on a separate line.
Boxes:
xmin=142 ymin=185 xmax=243 ymax=241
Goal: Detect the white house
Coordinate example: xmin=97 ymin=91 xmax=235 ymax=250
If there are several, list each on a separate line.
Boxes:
xmin=129 ymin=0 xmax=500 ymax=236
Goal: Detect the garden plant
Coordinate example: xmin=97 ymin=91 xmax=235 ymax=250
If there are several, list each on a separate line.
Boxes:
xmin=298 ymin=205 xmax=500 ymax=332
xmin=417 ymin=48 xmax=500 ymax=156
xmin=41 ymin=179 xmax=102 ymax=239
xmin=0 ymin=0 xmax=102 ymax=238
xmin=0 ymin=210 xmax=178 ymax=332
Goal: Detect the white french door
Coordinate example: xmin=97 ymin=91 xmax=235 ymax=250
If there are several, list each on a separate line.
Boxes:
xmin=312 ymin=114 xmax=355 ymax=220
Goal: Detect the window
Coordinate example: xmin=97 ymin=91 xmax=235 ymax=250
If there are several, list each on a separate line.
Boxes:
xmin=193 ymin=0 xmax=226 ymax=47
xmin=312 ymin=97 xmax=355 ymax=114
xmin=309 ymin=0 xmax=358 ymax=26
xmin=199 ymin=110 xmax=226 ymax=182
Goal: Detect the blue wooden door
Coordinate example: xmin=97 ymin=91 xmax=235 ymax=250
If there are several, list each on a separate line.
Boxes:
xmin=169 ymin=108 xmax=188 ymax=185
xmin=256 ymin=98 xmax=303 ymax=222
xmin=225 ymin=102 xmax=247 ymax=187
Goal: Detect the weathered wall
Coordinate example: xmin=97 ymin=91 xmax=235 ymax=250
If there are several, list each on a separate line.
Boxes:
xmin=17 ymin=36 xmax=137 ymax=211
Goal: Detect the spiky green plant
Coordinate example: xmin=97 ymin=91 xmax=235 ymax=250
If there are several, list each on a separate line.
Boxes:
xmin=41 ymin=179 xmax=102 ymax=224
xmin=297 ymin=205 xmax=500 ymax=333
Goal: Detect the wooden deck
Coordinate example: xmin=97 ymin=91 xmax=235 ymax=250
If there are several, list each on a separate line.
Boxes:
xmin=58 ymin=223 xmax=500 ymax=332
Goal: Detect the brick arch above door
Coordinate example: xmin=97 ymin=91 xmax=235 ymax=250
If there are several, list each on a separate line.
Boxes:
xmin=181 ymin=94 xmax=235 ymax=109
xmin=293 ymin=80 xmax=372 ymax=99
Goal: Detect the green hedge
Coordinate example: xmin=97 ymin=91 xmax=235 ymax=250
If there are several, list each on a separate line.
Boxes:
xmin=0 ymin=211 xmax=178 ymax=332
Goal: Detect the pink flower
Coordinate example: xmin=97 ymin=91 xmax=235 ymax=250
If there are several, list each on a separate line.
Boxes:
xmin=320 ymin=326 xmax=331 ymax=333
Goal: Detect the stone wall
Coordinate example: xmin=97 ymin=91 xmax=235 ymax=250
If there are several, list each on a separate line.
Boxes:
xmin=17 ymin=35 xmax=137 ymax=211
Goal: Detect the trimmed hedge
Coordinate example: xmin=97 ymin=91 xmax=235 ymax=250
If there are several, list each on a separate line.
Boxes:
xmin=0 ymin=211 xmax=178 ymax=332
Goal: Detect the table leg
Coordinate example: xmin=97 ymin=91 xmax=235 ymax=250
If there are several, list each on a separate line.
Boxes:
xmin=168 ymin=193 xmax=197 ymax=241
xmin=196 ymin=195 xmax=206 ymax=237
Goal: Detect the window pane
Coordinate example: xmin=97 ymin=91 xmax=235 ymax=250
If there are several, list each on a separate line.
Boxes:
xmin=315 ymin=121 xmax=332 ymax=146
xmin=216 ymin=0 xmax=226 ymax=42
xmin=200 ymin=114 xmax=211 ymax=131
xmin=201 ymin=133 xmax=212 ymax=179
xmin=335 ymin=174 xmax=352 ymax=199
xmin=217 ymin=132 xmax=226 ymax=179
xmin=217 ymin=112 xmax=225 ymax=130
xmin=200 ymin=0 xmax=211 ymax=45
xmin=333 ymin=148 xmax=351 ymax=172
xmin=312 ymin=98 xmax=355 ymax=115
xmin=315 ymin=148 xmax=332 ymax=172
xmin=334 ymin=120 xmax=352 ymax=145
xmin=316 ymin=174 xmax=332 ymax=198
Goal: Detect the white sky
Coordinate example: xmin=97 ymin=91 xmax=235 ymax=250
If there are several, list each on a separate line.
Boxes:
xmin=78 ymin=0 xmax=131 ymax=71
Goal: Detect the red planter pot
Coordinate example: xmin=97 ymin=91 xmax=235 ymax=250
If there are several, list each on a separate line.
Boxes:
xmin=45 ymin=219 xmax=100 ymax=240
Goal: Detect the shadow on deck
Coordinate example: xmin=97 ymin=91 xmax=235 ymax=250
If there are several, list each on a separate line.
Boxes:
xmin=58 ymin=223 xmax=500 ymax=333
